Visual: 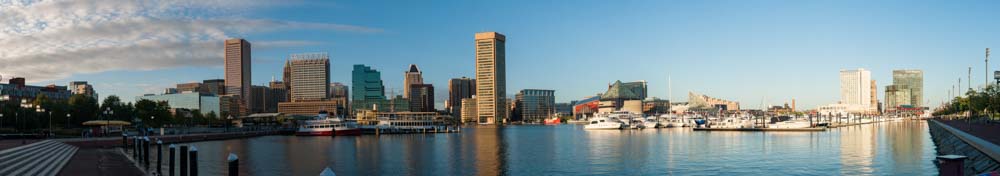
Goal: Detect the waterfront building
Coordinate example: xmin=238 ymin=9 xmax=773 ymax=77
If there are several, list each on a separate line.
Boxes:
xmin=354 ymin=111 xmax=452 ymax=126
xmin=289 ymin=53 xmax=330 ymax=102
xmin=137 ymin=92 xmax=220 ymax=116
xmin=840 ymin=68 xmax=872 ymax=106
xmin=201 ymin=79 xmax=225 ymax=95
xmin=475 ymin=32 xmax=507 ymax=125
xmin=461 ymin=97 xmax=477 ymax=123
xmin=330 ymin=82 xmax=349 ymax=99
xmin=409 ymin=84 xmax=435 ymax=112
xmin=573 ymin=95 xmax=600 ymax=119
xmin=278 ymin=99 xmax=348 ymax=116
xmin=0 ymin=78 xmax=73 ymax=103
xmin=403 ymin=64 xmax=424 ymax=99
xmin=885 ymin=85 xmax=912 ymax=111
xmin=249 ymin=85 xmax=286 ymax=113
xmin=351 ymin=95 xmax=410 ymax=113
xmin=555 ymin=103 xmax=572 ymax=116
xmin=446 ymin=77 xmax=475 ymax=120
xmin=642 ymin=97 xmax=671 ymax=115
xmin=514 ymin=89 xmax=555 ymax=122
xmin=599 ymin=81 xmax=646 ymax=113
xmin=68 ymin=81 xmax=97 ymax=98
xmin=268 ymin=80 xmax=289 ymax=102
xmin=892 ymin=69 xmax=924 ymax=107
xmin=224 ymin=38 xmax=251 ymax=115
xmin=352 ymin=64 xmax=386 ymax=101
xmin=176 ymin=82 xmax=201 ymax=93
xmin=871 ymin=79 xmax=879 ymax=114
xmin=688 ymin=92 xmax=740 ymax=111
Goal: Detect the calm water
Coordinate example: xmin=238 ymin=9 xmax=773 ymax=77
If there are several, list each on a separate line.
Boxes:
xmin=173 ymin=121 xmax=937 ymax=175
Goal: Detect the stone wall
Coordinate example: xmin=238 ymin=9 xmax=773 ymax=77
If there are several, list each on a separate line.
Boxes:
xmin=929 ymin=120 xmax=1000 ymax=174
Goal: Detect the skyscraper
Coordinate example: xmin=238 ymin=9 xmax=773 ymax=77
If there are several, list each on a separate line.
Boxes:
xmin=839 ymin=68 xmax=872 ymax=106
xmin=330 ymin=82 xmax=349 ymax=99
xmin=68 ymin=81 xmax=97 ymax=98
xmin=403 ymin=64 xmax=423 ymax=99
xmin=201 ymin=79 xmax=225 ymax=95
xmin=224 ymin=38 xmax=251 ymax=115
xmin=892 ymin=70 xmax=924 ymax=107
xmin=409 ymin=84 xmax=435 ymax=112
xmin=475 ymin=32 xmax=506 ymax=125
xmin=352 ymin=64 xmax=386 ymax=101
xmin=288 ymin=53 xmax=330 ymax=102
xmin=515 ymin=89 xmax=555 ymax=122
xmin=176 ymin=82 xmax=202 ymax=93
xmin=447 ymin=77 xmax=475 ymax=119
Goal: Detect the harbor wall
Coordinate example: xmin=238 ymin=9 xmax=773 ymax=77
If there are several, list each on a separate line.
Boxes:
xmin=928 ymin=120 xmax=1000 ymax=174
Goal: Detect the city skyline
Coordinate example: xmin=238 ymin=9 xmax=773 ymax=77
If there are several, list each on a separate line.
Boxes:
xmin=2 ymin=1 xmax=1000 ymax=110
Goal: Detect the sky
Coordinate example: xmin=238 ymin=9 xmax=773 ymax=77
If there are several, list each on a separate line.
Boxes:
xmin=2 ymin=0 xmax=999 ymax=110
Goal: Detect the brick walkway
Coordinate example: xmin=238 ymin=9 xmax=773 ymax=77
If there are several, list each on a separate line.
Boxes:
xmin=938 ymin=119 xmax=1000 ymax=146
xmin=58 ymin=148 xmax=143 ymax=176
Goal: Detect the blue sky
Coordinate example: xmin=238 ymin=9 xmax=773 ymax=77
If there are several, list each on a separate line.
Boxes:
xmin=7 ymin=0 xmax=1000 ymax=109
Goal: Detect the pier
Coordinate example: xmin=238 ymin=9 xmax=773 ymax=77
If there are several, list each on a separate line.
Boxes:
xmin=692 ymin=127 xmax=826 ymax=132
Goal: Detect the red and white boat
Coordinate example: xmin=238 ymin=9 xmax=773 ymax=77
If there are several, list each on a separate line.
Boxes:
xmin=544 ymin=117 xmax=561 ymax=125
xmin=296 ymin=112 xmax=361 ymax=136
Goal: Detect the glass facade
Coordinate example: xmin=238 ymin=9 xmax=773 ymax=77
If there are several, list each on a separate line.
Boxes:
xmin=892 ymin=70 xmax=923 ymax=107
xmin=137 ymin=92 xmax=220 ymax=115
xmin=352 ymin=64 xmax=386 ymax=101
xmin=515 ymin=89 xmax=555 ymax=122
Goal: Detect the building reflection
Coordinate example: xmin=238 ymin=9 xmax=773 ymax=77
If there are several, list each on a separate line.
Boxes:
xmin=839 ymin=124 xmax=877 ymax=174
xmin=474 ymin=127 xmax=508 ymax=175
xmin=888 ymin=121 xmax=925 ymax=173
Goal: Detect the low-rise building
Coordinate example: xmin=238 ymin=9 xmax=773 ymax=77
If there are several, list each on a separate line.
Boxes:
xmin=136 ymin=92 xmax=220 ymax=116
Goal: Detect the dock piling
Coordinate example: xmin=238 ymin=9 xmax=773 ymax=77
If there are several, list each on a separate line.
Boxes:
xmin=180 ymin=145 xmax=188 ymax=176
xmin=157 ymin=140 xmax=163 ymax=175
xmin=228 ymin=153 xmax=238 ymax=176
xmin=143 ymin=137 xmax=150 ymax=169
xmin=937 ymin=155 xmax=967 ymax=176
xmin=169 ymin=144 xmax=176 ymax=176
xmin=189 ymin=146 xmax=198 ymax=176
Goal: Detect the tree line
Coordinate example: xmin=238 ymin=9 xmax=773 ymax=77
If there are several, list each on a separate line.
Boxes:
xmin=1 ymin=94 xmax=222 ymax=133
xmin=933 ymin=85 xmax=1000 ymax=118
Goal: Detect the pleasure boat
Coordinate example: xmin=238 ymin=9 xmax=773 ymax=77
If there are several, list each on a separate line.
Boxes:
xmin=709 ymin=117 xmax=755 ymax=128
xmin=768 ymin=120 xmax=812 ymax=128
xmin=584 ymin=117 xmax=623 ymax=130
xmin=544 ymin=117 xmax=561 ymax=125
xmin=297 ymin=111 xmax=361 ymax=136
xmin=630 ymin=118 xmax=647 ymax=129
xmin=643 ymin=116 xmax=660 ymax=128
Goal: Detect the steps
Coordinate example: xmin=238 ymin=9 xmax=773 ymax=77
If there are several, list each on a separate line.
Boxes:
xmin=0 ymin=140 xmax=79 ymax=176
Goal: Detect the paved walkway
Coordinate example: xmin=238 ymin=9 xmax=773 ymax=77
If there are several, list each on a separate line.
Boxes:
xmin=938 ymin=119 xmax=1000 ymax=146
xmin=0 ymin=139 xmax=42 ymax=151
xmin=58 ymin=148 xmax=143 ymax=176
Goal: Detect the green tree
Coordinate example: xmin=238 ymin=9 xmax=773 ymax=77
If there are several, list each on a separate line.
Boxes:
xmin=68 ymin=94 xmax=99 ymax=128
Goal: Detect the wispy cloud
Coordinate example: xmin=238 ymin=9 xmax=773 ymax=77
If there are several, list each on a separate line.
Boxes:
xmin=0 ymin=0 xmax=378 ymax=83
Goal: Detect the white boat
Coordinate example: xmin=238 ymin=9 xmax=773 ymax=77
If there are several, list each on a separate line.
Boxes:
xmin=710 ymin=117 xmax=754 ymax=128
xmin=643 ymin=117 xmax=660 ymax=128
xmin=297 ymin=111 xmax=360 ymax=136
xmin=768 ymin=120 xmax=812 ymax=128
xmin=630 ymin=119 xmax=647 ymax=129
xmin=584 ymin=117 xmax=623 ymax=130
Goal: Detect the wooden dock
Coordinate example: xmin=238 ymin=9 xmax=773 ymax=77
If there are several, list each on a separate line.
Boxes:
xmin=692 ymin=127 xmax=827 ymax=132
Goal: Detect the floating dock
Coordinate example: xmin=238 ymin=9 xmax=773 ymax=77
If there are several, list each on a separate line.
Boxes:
xmin=692 ymin=127 xmax=826 ymax=132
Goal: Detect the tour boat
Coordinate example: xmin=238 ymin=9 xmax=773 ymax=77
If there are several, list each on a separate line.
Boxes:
xmin=296 ymin=112 xmax=361 ymax=136
xmin=584 ymin=117 xmax=623 ymax=130
xmin=544 ymin=117 xmax=561 ymax=125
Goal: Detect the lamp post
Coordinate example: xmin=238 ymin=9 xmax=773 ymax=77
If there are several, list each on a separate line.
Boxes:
xmin=103 ymin=108 xmax=113 ymax=136
xmin=226 ymin=115 xmax=232 ymax=133
xmin=66 ymin=114 xmax=71 ymax=129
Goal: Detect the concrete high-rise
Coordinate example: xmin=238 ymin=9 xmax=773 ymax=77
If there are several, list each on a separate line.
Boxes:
xmin=475 ymin=32 xmax=506 ymax=125
xmin=403 ymin=64 xmax=423 ymax=99
xmin=840 ymin=68 xmax=872 ymax=106
xmin=288 ymin=53 xmax=330 ymax=102
xmin=224 ymin=38 xmax=251 ymax=115
xmin=330 ymin=82 xmax=349 ymax=99
xmin=68 ymin=81 xmax=97 ymax=98
xmin=892 ymin=70 xmax=924 ymax=107
xmin=447 ymin=77 xmax=475 ymax=119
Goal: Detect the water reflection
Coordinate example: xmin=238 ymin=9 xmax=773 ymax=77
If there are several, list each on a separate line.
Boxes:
xmin=178 ymin=121 xmax=936 ymax=175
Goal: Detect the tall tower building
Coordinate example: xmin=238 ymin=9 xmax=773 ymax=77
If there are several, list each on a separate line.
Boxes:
xmin=224 ymin=38 xmax=251 ymax=115
xmin=330 ymin=82 xmax=349 ymax=99
xmin=288 ymin=53 xmax=330 ymax=102
xmin=447 ymin=77 xmax=476 ymax=118
xmin=403 ymin=64 xmax=424 ymax=99
xmin=409 ymin=84 xmax=435 ymax=112
xmin=839 ymin=68 xmax=872 ymax=107
xmin=475 ymin=32 xmax=506 ymax=125
xmin=870 ymin=79 xmax=878 ymax=113
xmin=892 ymin=70 xmax=924 ymax=107
xmin=352 ymin=64 xmax=386 ymax=101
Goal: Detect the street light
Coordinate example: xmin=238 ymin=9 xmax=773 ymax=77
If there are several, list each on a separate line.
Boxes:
xmin=66 ymin=113 xmax=71 ymax=129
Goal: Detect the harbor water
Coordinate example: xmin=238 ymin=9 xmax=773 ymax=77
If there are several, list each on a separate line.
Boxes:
xmin=175 ymin=120 xmax=936 ymax=175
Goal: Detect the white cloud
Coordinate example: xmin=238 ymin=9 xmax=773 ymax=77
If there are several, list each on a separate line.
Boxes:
xmin=0 ymin=0 xmax=378 ymax=83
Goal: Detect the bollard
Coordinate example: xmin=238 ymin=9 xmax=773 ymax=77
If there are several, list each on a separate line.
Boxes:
xmin=157 ymin=140 xmax=163 ymax=175
xmin=189 ymin=146 xmax=198 ymax=176
xmin=180 ymin=145 xmax=189 ymax=176
xmin=144 ymin=137 xmax=150 ymax=169
xmin=937 ymin=155 xmax=967 ymax=176
xmin=227 ymin=153 xmax=238 ymax=176
xmin=122 ymin=134 xmax=128 ymax=148
xmin=169 ymin=145 xmax=176 ymax=176
xmin=133 ymin=137 xmax=139 ymax=159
